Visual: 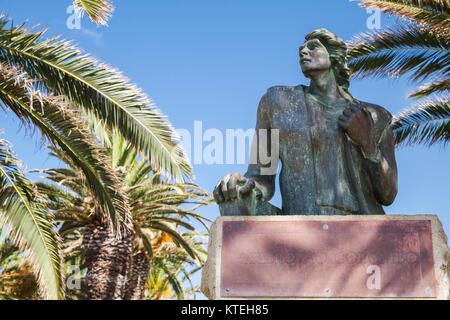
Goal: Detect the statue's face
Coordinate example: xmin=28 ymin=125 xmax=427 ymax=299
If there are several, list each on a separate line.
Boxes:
xmin=299 ymin=39 xmax=331 ymax=76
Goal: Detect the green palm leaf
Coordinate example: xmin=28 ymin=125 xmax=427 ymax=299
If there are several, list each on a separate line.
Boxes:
xmin=409 ymin=78 xmax=449 ymax=98
xmin=34 ymin=126 xmax=211 ymax=299
xmin=392 ymin=98 xmax=450 ymax=146
xmin=356 ymin=0 xmax=450 ymax=29
xmin=151 ymin=256 xmax=184 ymax=299
xmin=350 ymin=0 xmax=450 ymax=147
xmin=0 ymin=16 xmax=192 ymax=181
xmin=143 ymin=221 xmax=199 ymax=262
xmin=348 ymin=24 xmax=449 ymax=81
xmin=0 ymin=63 xmax=132 ymax=233
xmin=33 ymin=181 xmax=80 ymax=205
xmin=73 ymin=0 xmax=114 ymax=26
xmin=0 ymin=237 xmax=19 ymax=269
xmin=141 ymin=233 xmax=153 ymax=258
xmin=0 ymin=140 xmax=64 ymax=299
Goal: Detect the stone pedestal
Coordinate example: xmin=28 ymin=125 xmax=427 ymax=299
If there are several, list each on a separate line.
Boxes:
xmin=201 ymin=215 xmax=450 ymax=300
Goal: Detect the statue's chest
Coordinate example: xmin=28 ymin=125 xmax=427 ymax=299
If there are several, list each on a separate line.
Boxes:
xmin=269 ymin=93 xmax=314 ymax=159
xmin=270 ymin=93 xmax=310 ymax=133
xmin=270 ymin=94 xmax=344 ymax=135
xmin=269 ymin=93 xmax=347 ymax=158
xmin=308 ymin=102 xmax=345 ymax=137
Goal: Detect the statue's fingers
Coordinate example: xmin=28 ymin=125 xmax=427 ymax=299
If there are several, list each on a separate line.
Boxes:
xmin=221 ymin=174 xmax=231 ymax=201
xmin=338 ymin=118 xmax=349 ymax=129
xmin=237 ymin=176 xmax=248 ymax=186
xmin=213 ymin=182 xmax=225 ymax=203
xmin=350 ymin=104 xmax=361 ymax=113
xmin=254 ymin=187 xmax=263 ymax=200
xmin=227 ymin=175 xmax=238 ymax=200
xmin=239 ymin=179 xmax=255 ymax=196
xmin=338 ymin=115 xmax=350 ymax=122
xmin=231 ymin=172 xmax=244 ymax=182
xmin=343 ymin=109 xmax=353 ymax=116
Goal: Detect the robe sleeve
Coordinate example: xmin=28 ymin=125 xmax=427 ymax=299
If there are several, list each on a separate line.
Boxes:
xmin=362 ymin=106 xmax=398 ymax=206
xmin=244 ymin=92 xmax=277 ymax=201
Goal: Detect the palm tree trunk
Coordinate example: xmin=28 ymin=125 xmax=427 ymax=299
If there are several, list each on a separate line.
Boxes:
xmin=83 ymin=223 xmax=133 ymax=300
xmin=123 ymin=251 xmax=150 ymax=300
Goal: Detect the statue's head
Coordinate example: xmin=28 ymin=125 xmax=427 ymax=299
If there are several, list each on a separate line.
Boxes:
xmin=299 ymin=28 xmax=350 ymax=91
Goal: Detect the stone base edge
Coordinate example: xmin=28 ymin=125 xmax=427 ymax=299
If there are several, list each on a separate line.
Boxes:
xmin=200 ymin=214 xmax=450 ymax=300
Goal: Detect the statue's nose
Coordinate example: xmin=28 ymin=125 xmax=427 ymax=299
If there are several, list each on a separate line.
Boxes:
xmin=299 ymin=50 xmax=309 ymax=58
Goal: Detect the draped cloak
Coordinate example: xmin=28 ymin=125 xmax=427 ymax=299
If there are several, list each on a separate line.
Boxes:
xmin=244 ymin=85 xmax=398 ymax=215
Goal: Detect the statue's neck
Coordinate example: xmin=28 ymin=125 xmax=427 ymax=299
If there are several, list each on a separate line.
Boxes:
xmin=307 ymin=69 xmax=340 ymax=103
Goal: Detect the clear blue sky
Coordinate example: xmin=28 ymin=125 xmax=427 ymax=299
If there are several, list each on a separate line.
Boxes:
xmin=1 ymin=0 xmax=449 ymax=297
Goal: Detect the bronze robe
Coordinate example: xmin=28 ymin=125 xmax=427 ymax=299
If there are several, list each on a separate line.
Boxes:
xmin=245 ymin=85 xmax=398 ymax=215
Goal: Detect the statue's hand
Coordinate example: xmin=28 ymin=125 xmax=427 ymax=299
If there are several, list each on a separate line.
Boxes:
xmin=213 ymin=172 xmax=262 ymax=204
xmin=338 ymin=105 xmax=376 ymax=156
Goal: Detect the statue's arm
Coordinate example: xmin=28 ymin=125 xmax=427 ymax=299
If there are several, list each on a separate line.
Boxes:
xmin=363 ymin=124 xmax=398 ymax=206
xmin=244 ymin=92 xmax=277 ymax=201
xmin=339 ymin=103 xmax=398 ymax=206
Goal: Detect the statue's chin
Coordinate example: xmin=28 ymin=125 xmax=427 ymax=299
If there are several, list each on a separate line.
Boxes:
xmin=300 ymin=68 xmax=315 ymax=79
xmin=301 ymin=65 xmax=330 ymax=78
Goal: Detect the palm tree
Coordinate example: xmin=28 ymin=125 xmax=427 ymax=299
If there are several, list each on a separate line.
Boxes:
xmin=146 ymin=232 xmax=207 ymax=300
xmin=0 ymin=12 xmax=191 ymax=299
xmin=33 ymin=134 xmax=211 ymax=299
xmin=0 ymin=230 xmax=39 ymax=300
xmin=72 ymin=0 xmax=115 ymax=26
xmin=347 ymin=0 xmax=449 ymax=146
xmin=0 ymin=140 xmax=62 ymax=299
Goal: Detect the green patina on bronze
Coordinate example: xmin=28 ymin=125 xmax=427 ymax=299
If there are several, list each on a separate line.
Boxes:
xmin=214 ymin=29 xmax=398 ymax=216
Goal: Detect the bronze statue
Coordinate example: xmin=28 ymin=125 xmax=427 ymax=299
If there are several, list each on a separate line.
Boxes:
xmin=213 ymin=28 xmax=398 ymax=216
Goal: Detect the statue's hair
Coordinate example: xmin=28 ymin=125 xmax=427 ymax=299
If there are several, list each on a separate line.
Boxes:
xmin=304 ymin=28 xmax=350 ymax=91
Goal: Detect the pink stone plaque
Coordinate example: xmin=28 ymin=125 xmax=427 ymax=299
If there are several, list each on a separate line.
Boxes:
xmin=220 ymin=220 xmax=436 ymax=298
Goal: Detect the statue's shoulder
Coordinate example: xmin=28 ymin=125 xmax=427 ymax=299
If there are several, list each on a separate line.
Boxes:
xmin=266 ymin=85 xmax=301 ymax=96
xmin=360 ymin=101 xmax=393 ymax=126
xmin=263 ymin=85 xmax=303 ymax=106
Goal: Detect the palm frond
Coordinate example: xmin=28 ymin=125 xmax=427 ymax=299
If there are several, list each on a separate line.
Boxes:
xmin=141 ymin=232 xmax=153 ymax=258
xmin=356 ymin=0 xmax=450 ymax=29
xmin=33 ymin=162 xmax=87 ymax=198
xmin=33 ymin=182 xmax=80 ymax=205
xmin=0 ymin=16 xmax=192 ymax=181
xmin=0 ymin=140 xmax=64 ymax=299
xmin=0 ymin=237 xmax=21 ymax=272
xmin=409 ymin=78 xmax=450 ymax=98
xmin=0 ymin=62 xmax=132 ymax=233
xmin=33 ymin=126 xmax=211 ymax=299
xmin=105 ymin=130 xmax=161 ymax=187
xmin=125 ymin=161 xmax=154 ymax=187
xmin=148 ymin=217 xmax=195 ymax=231
xmin=73 ymin=0 xmax=114 ymax=26
xmin=347 ymin=24 xmax=449 ymax=82
xmin=392 ymin=97 xmax=450 ymax=146
xmin=146 ymin=232 xmax=207 ymax=300
xmin=144 ymin=221 xmax=199 ymax=262
xmin=150 ymin=256 xmax=184 ymax=300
